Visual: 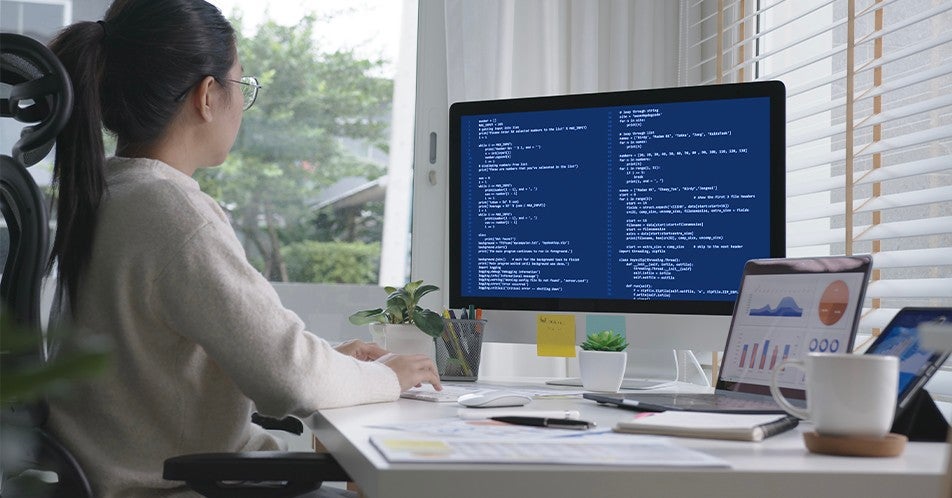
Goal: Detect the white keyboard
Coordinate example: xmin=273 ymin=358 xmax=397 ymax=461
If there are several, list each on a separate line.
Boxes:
xmin=400 ymin=385 xmax=485 ymax=403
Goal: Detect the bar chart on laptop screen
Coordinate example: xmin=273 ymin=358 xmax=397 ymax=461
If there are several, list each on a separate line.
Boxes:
xmin=724 ymin=330 xmax=806 ymax=384
xmin=720 ymin=274 xmax=863 ymax=386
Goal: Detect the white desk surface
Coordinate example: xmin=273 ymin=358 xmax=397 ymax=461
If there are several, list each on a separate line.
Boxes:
xmin=307 ymin=379 xmax=948 ymax=498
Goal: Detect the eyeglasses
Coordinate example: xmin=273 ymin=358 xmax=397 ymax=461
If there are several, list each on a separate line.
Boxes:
xmin=174 ymin=75 xmax=262 ymax=111
xmin=227 ymin=76 xmax=261 ymax=111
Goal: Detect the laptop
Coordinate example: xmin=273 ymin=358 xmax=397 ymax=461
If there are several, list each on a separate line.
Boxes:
xmin=585 ymin=255 xmax=873 ymax=413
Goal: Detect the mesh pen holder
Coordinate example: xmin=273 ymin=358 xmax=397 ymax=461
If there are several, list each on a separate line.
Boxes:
xmin=436 ymin=319 xmax=485 ymax=381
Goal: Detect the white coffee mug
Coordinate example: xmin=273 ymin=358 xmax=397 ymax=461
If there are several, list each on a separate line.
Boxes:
xmin=769 ymin=352 xmax=899 ymax=437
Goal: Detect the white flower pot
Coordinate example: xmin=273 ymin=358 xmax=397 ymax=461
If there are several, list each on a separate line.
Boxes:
xmin=369 ymin=323 xmax=436 ymax=364
xmin=578 ymin=350 xmax=628 ymax=392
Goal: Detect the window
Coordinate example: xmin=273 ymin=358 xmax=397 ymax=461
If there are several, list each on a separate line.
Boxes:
xmin=680 ymin=0 xmax=952 ymax=338
xmin=6 ymin=0 xmax=415 ymax=289
xmin=0 ymin=0 xmax=70 ymax=41
xmin=202 ymin=0 xmax=415 ymax=286
xmin=3 ymin=0 xmax=421 ymax=342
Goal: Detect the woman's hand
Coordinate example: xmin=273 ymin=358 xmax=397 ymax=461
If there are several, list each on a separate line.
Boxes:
xmin=334 ymin=339 xmax=388 ymax=361
xmin=378 ymin=354 xmax=443 ymax=392
xmin=335 ymin=340 xmax=442 ymax=391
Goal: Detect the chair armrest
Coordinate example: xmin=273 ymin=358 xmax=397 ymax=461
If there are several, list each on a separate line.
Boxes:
xmin=163 ymin=451 xmax=351 ymax=498
xmin=251 ymin=413 xmax=305 ymax=435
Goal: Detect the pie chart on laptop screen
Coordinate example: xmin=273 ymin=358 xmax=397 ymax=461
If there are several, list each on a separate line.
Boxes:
xmin=818 ymin=280 xmax=849 ymax=326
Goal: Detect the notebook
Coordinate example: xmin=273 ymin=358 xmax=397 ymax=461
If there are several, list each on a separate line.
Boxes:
xmin=614 ymin=412 xmax=799 ymax=441
xmin=585 ymin=255 xmax=873 ymax=413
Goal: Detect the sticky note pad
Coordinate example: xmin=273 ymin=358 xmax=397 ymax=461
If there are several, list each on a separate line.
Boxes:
xmin=586 ymin=315 xmax=627 ymax=340
xmin=536 ymin=314 xmax=576 ymax=357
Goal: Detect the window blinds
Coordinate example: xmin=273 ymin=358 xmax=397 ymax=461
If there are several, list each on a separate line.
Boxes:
xmin=679 ymin=0 xmax=952 ymax=336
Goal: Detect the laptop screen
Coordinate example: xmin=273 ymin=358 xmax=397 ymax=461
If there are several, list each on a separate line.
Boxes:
xmin=865 ymin=307 xmax=952 ymax=409
xmin=715 ymin=256 xmax=873 ymax=398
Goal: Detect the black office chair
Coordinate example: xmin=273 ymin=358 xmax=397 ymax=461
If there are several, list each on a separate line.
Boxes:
xmin=0 ymin=32 xmax=350 ymax=498
xmin=0 ymin=31 xmax=92 ymax=498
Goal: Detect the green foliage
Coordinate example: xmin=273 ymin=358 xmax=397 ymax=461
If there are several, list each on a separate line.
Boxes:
xmin=283 ymin=240 xmax=380 ymax=284
xmin=309 ymin=202 xmax=384 ymax=245
xmin=234 ymin=16 xmax=392 ymax=158
xmin=348 ymin=280 xmax=445 ymax=337
xmin=196 ymin=11 xmax=394 ymax=282
xmin=0 ymin=310 xmax=111 ymax=493
xmin=579 ymin=330 xmax=629 ymax=352
xmin=0 ymin=311 xmax=111 ymax=407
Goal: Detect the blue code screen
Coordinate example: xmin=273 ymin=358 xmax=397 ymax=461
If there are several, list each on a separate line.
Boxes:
xmin=458 ymin=97 xmax=772 ymax=303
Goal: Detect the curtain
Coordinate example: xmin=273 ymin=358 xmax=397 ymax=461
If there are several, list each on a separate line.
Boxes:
xmin=679 ymin=0 xmax=952 ymax=338
xmin=440 ymin=1 xmax=711 ymax=383
xmin=443 ymin=0 xmax=680 ymax=104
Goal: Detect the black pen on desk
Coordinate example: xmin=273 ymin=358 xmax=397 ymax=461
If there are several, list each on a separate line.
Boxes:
xmin=491 ymin=416 xmax=595 ymax=430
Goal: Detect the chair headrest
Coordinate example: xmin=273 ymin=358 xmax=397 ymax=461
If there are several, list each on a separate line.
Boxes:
xmin=0 ymin=32 xmax=73 ymax=167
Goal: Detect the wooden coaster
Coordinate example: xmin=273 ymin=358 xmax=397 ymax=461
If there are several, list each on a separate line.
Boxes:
xmin=803 ymin=431 xmax=907 ymax=457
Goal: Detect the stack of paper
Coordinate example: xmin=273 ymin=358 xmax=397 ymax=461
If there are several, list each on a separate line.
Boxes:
xmin=370 ymin=436 xmax=730 ymax=467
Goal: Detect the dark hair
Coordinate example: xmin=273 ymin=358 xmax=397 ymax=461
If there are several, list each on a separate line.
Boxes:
xmin=47 ymin=0 xmax=235 ymax=309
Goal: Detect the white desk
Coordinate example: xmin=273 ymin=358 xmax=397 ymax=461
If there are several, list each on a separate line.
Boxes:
xmin=307 ymin=381 xmax=948 ymax=498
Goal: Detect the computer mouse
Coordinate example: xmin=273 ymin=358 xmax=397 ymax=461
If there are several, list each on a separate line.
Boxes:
xmin=457 ymin=391 xmax=532 ymax=408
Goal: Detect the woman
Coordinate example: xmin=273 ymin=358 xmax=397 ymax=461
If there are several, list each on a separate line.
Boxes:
xmin=45 ymin=1 xmax=440 ymax=496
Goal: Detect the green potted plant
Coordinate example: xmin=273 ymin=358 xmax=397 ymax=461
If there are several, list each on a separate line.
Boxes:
xmin=348 ymin=280 xmax=446 ymax=362
xmin=578 ymin=330 xmax=629 ymax=392
xmin=1 ymin=310 xmax=111 ymax=491
xmin=580 ymin=330 xmax=629 ymax=352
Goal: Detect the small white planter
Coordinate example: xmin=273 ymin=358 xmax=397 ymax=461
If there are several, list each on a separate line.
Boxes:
xmin=369 ymin=323 xmax=437 ymax=364
xmin=578 ymin=350 xmax=628 ymax=392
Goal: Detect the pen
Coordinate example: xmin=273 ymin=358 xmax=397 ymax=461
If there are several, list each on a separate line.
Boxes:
xmin=490 ymin=416 xmax=595 ymax=430
xmin=444 ymin=309 xmax=472 ymax=375
xmin=440 ymin=309 xmax=458 ymax=360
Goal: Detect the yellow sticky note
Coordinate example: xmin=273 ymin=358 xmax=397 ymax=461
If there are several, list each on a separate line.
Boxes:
xmin=536 ymin=314 xmax=577 ymax=357
xmin=382 ymin=439 xmax=452 ymax=453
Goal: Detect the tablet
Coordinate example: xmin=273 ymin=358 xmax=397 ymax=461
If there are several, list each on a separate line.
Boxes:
xmin=864 ymin=307 xmax=952 ymax=414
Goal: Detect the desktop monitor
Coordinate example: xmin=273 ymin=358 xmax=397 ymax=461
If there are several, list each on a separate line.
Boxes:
xmin=448 ymin=81 xmax=786 ymax=352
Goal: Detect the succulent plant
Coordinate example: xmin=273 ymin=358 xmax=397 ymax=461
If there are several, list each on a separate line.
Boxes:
xmin=579 ymin=330 xmax=629 ymax=352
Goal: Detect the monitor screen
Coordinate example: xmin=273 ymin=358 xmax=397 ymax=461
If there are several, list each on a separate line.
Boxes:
xmin=448 ymin=82 xmax=786 ymax=347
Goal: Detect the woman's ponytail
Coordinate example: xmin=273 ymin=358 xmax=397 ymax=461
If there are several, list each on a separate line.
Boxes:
xmin=47 ymin=21 xmax=108 ymax=310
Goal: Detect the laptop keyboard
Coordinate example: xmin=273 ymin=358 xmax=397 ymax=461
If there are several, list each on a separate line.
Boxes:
xmin=626 ymin=391 xmax=798 ymax=412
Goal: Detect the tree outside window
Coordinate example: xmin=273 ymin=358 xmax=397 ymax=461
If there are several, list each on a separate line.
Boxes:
xmin=196 ymin=12 xmax=394 ymax=284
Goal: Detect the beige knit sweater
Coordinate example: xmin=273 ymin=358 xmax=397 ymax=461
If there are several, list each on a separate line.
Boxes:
xmin=47 ymin=157 xmax=400 ymax=498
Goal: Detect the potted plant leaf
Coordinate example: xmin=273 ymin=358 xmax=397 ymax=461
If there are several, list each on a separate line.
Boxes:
xmin=578 ymin=330 xmax=629 ymax=392
xmin=348 ymin=280 xmax=446 ymax=363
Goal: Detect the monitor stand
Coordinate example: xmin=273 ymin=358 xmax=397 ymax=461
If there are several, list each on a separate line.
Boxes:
xmin=545 ymin=349 xmax=705 ymax=390
xmin=545 ymin=377 xmax=676 ymax=390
